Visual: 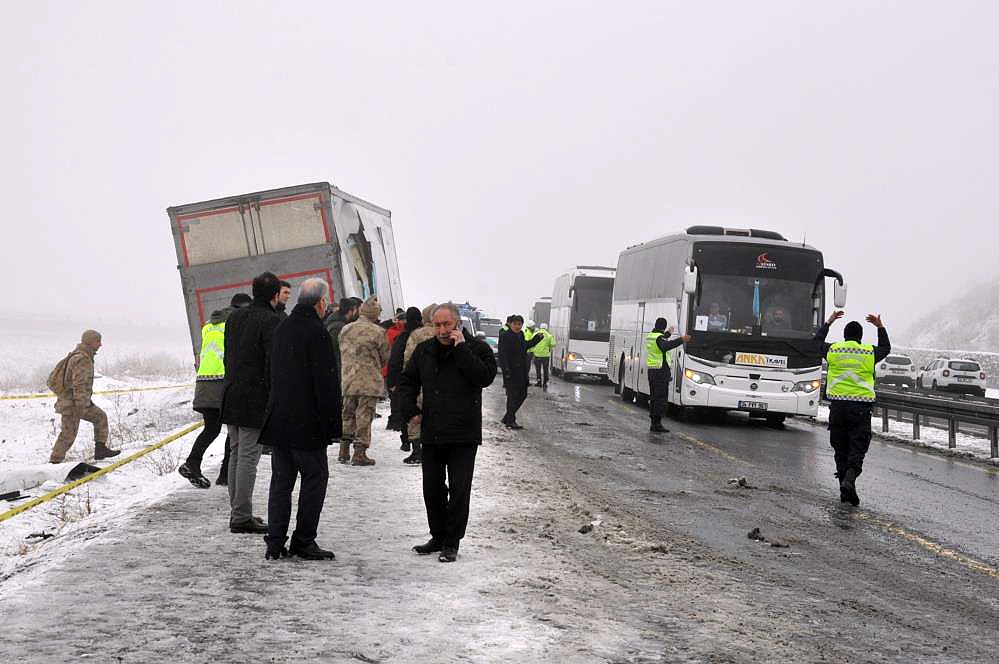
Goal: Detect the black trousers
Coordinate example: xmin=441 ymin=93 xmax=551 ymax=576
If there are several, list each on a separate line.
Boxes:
xmin=533 ymin=357 xmax=549 ymax=384
xmin=421 ymin=444 xmax=478 ymax=547
xmin=647 ymin=367 xmax=672 ymax=420
xmin=187 ymin=408 xmax=231 ymax=471
xmin=265 ymin=446 xmax=330 ymax=549
xmin=504 ymin=381 xmax=528 ymax=423
xmin=828 ymin=401 xmax=873 ymax=477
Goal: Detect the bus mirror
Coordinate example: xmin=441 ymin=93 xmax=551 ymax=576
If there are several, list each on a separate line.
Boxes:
xmin=683 ymin=266 xmax=698 ymax=295
xmin=833 ymin=280 xmax=847 ymax=308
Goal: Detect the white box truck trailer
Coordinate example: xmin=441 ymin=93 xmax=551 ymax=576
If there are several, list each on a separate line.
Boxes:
xmin=168 ymin=182 xmax=403 ymax=359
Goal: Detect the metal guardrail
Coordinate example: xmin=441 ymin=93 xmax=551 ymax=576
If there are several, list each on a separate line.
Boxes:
xmin=874 ymin=388 xmax=999 ymax=458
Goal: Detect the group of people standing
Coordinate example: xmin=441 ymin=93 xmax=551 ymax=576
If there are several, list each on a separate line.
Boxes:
xmin=175 ymin=271 xmax=495 ymax=562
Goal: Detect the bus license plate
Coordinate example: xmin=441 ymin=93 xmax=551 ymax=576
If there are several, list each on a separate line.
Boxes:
xmin=739 ymin=400 xmax=768 ymax=411
xmin=598 ymin=367 xmax=608 ymax=374
xmin=957 ymin=377 xmax=972 ymax=382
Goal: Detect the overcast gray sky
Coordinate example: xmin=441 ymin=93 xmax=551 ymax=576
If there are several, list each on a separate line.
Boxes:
xmin=2 ymin=2 xmax=997 ymax=344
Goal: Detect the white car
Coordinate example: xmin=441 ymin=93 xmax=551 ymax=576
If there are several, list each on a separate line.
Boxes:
xmin=876 ymin=354 xmax=917 ymax=388
xmin=916 ymin=357 xmax=986 ymax=396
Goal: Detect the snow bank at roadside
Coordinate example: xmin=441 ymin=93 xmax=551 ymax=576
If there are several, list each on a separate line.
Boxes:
xmin=814 ymin=404 xmax=998 ymax=463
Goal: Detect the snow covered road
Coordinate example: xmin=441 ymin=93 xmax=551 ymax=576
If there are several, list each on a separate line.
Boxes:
xmin=3 ymin=379 xmax=999 ymax=663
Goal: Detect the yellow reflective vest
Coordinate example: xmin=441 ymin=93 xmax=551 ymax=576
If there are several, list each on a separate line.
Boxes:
xmin=825 ymin=341 xmax=876 ymax=402
xmin=646 ymin=332 xmax=674 ymax=369
xmin=197 ymin=321 xmax=226 ymax=379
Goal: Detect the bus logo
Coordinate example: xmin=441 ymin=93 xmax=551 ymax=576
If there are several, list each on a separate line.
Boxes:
xmin=756 ymin=253 xmax=778 ymax=270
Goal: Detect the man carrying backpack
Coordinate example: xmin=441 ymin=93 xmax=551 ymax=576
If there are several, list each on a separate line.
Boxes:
xmin=48 ymin=330 xmax=120 ymax=464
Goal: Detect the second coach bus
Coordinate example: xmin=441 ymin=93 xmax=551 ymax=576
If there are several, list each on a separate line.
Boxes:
xmin=550 ymin=266 xmax=616 ymax=380
xmin=609 ymin=226 xmax=846 ymax=424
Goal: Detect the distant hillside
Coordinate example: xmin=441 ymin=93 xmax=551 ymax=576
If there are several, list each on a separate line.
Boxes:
xmin=901 ymin=275 xmax=999 ymax=352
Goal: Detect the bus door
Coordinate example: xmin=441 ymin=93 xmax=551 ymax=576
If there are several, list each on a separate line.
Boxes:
xmin=635 ymin=302 xmax=647 ymax=393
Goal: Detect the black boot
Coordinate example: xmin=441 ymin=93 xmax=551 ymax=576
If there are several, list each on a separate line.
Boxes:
xmin=403 ymin=439 xmax=422 ymax=464
xmin=400 ymin=429 xmax=411 ymax=452
xmin=178 ymin=461 xmax=211 ymax=489
xmin=840 ymin=468 xmax=860 ymax=506
xmin=650 ymin=417 xmax=668 ymax=433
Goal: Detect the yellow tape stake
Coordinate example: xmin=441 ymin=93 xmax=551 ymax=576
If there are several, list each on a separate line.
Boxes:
xmin=0 ymin=383 xmax=193 ymax=401
xmin=0 ymin=421 xmax=203 ymax=523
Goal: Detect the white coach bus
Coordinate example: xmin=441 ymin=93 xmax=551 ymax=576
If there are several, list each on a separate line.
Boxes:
xmin=550 ymin=266 xmax=616 ymax=380
xmin=609 ymin=226 xmax=846 ymax=424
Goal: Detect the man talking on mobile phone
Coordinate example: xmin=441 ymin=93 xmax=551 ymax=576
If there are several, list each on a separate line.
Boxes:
xmin=396 ymin=303 xmax=497 ymax=562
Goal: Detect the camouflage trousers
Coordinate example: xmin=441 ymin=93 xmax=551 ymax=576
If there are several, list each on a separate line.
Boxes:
xmin=342 ymin=395 xmax=379 ymax=448
xmin=50 ymin=403 xmax=108 ymax=463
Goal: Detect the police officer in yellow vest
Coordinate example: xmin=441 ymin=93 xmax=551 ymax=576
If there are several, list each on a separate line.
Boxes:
xmin=646 ymin=318 xmax=691 ymax=433
xmin=814 ymin=310 xmax=891 ymax=506
xmin=178 ymin=293 xmax=252 ymax=488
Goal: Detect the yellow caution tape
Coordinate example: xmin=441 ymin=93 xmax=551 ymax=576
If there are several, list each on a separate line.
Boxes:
xmin=0 ymin=421 xmax=203 ymax=523
xmin=0 ymin=383 xmax=193 ymax=401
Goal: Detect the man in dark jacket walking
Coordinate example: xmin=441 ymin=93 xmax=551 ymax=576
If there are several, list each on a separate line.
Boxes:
xmin=497 ymin=314 xmax=544 ymax=429
xmin=397 ymin=303 xmax=497 ymax=562
xmin=220 ymin=271 xmax=282 ymax=534
xmin=813 ymin=310 xmax=891 ymax=506
xmin=259 ymin=278 xmax=341 ymax=560
xmin=178 ymin=292 xmax=251 ymax=488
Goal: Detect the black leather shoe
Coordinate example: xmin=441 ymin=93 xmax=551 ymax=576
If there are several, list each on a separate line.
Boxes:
xmin=505 ymin=422 xmax=524 ymax=430
xmin=230 ymin=518 xmax=268 ymax=534
xmin=438 ymin=546 xmax=458 ymax=563
xmin=289 ymin=541 xmax=335 ymax=560
xmin=413 ymin=538 xmax=443 ymax=555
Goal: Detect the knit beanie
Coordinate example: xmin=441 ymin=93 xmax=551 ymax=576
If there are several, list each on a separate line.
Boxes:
xmin=844 ymin=321 xmax=863 ymax=342
xmin=359 ymin=296 xmax=382 ymax=321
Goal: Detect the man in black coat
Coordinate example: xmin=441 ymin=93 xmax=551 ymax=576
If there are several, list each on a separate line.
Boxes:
xmin=259 ymin=278 xmax=342 ymax=560
xmin=397 ymin=303 xmax=497 ymax=562
xmin=220 ymin=271 xmax=282 ymax=533
xmin=497 ymin=314 xmax=544 ymax=429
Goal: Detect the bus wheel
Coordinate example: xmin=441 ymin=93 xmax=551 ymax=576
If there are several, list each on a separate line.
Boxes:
xmin=635 ymin=392 xmax=649 ymax=408
xmin=613 ymin=363 xmax=623 ymax=395
xmin=621 ymin=383 xmax=635 ymax=403
xmin=765 ymin=414 xmax=786 ymax=429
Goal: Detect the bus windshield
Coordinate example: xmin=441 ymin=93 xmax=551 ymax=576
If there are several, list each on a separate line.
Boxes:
xmin=690 ymin=243 xmax=825 ymax=340
xmin=571 ymin=276 xmax=613 ymax=342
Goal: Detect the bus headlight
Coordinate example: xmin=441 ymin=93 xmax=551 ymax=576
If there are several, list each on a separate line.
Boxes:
xmin=567 ymin=352 xmax=585 ymax=362
xmin=793 ymin=380 xmax=822 ymax=393
xmin=684 ymin=369 xmax=715 ymax=385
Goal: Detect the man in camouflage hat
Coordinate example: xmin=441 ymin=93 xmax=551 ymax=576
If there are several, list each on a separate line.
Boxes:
xmin=48 ymin=330 xmax=121 ymax=463
xmin=338 ymin=296 xmax=390 ymax=465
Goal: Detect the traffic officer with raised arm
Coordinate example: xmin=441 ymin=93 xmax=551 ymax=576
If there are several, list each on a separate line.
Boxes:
xmin=646 ymin=318 xmax=690 ymax=433
xmin=814 ymin=311 xmax=891 ymax=506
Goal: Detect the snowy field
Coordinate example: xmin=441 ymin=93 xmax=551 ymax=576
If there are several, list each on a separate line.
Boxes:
xmin=0 ymin=318 xmax=198 ymax=581
xmin=0 ymin=377 xmax=201 ymax=582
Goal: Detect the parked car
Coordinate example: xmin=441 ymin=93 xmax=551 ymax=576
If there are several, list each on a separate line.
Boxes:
xmin=876 ymin=354 xmax=917 ymax=388
xmin=916 ymin=357 xmax=986 ymax=396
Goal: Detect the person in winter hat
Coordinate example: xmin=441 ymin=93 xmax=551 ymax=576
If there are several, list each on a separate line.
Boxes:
xmin=387 ymin=307 xmax=423 ymax=439
xmin=48 ymin=329 xmax=120 ymax=463
xmin=338 ymin=296 xmax=390 ymax=465
xmin=178 ymin=292 xmax=250 ymax=488
xmin=400 ymin=303 xmax=437 ymax=464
